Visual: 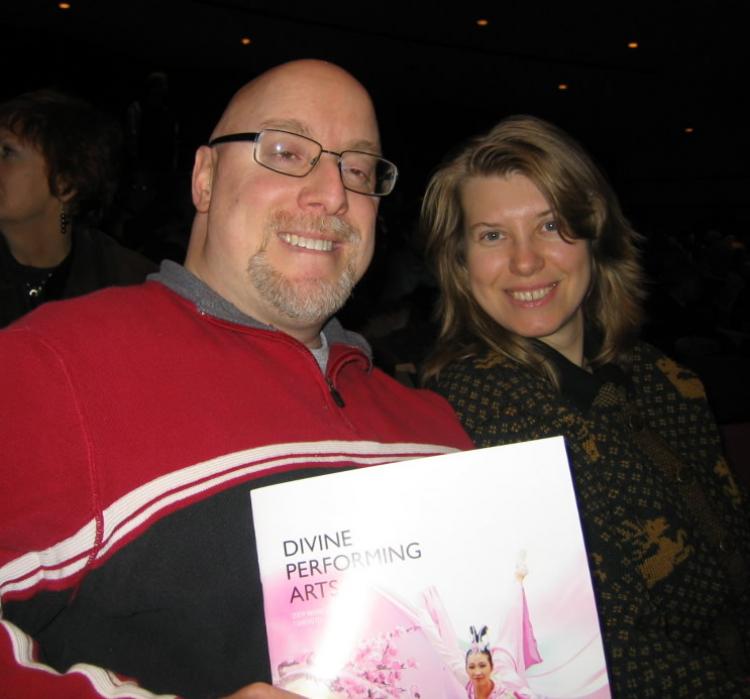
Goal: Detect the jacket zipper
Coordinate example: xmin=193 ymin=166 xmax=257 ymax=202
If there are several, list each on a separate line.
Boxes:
xmin=327 ymin=377 xmax=345 ymax=408
xmin=325 ymin=345 xmax=370 ymax=410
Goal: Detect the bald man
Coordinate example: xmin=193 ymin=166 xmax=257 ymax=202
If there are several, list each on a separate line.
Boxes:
xmin=0 ymin=60 xmax=472 ymax=698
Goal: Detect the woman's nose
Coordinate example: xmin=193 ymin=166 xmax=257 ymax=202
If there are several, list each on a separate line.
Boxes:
xmin=509 ymin=237 xmax=544 ymax=276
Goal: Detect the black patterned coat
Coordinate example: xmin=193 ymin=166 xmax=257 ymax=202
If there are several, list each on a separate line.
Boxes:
xmin=431 ymin=341 xmax=750 ymax=697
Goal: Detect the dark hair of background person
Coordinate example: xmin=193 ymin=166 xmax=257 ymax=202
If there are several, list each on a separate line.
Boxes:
xmin=0 ymin=88 xmax=122 ymax=226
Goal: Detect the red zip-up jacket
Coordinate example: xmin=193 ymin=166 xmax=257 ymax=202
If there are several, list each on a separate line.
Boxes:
xmin=0 ymin=262 xmax=473 ymax=698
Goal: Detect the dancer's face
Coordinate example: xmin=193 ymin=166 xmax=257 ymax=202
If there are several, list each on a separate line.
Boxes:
xmin=466 ymin=651 xmax=493 ymax=682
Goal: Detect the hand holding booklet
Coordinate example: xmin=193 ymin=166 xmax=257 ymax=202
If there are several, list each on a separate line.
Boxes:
xmin=251 ymin=436 xmax=611 ymax=698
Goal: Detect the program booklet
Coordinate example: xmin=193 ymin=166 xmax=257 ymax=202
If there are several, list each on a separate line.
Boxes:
xmin=251 ymin=436 xmax=611 ymax=698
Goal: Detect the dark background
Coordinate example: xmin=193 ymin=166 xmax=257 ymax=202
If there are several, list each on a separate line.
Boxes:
xmin=2 ymin=0 xmax=748 ymax=236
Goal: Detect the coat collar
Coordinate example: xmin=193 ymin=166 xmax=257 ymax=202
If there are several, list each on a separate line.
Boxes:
xmin=150 ymin=260 xmax=372 ymax=358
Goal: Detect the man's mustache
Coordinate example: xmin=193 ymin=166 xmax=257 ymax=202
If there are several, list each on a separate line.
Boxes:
xmin=267 ymin=212 xmax=360 ymax=244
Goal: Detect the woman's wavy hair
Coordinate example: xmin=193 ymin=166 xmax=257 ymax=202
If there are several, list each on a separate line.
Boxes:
xmin=0 ymin=88 xmax=122 ymax=225
xmin=421 ymin=115 xmax=645 ymax=386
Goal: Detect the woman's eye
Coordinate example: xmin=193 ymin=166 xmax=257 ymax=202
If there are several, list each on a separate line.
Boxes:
xmin=542 ymin=220 xmax=560 ymax=234
xmin=480 ymin=230 xmax=503 ymax=242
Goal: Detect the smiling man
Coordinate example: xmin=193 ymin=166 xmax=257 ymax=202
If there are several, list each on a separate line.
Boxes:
xmin=186 ymin=61 xmax=384 ymax=347
xmin=0 ymin=60 xmax=472 ymax=699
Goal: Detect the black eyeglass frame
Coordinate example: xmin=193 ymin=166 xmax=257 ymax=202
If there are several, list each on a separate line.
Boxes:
xmin=207 ymin=129 xmax=398 ymax=197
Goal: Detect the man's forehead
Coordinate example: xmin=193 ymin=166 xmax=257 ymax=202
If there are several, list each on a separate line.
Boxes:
xmin=216 ymin=62 xmax=381 ymax=151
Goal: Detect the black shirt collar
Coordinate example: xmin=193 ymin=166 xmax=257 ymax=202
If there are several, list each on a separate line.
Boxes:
xmin=532 ymin=333 xmax=629 ymax=411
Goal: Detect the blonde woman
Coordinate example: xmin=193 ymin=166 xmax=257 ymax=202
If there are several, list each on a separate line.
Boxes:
xmin=421 ymin=115 xmax=750 ymax=696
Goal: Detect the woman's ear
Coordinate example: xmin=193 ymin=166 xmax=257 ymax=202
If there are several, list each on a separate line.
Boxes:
xmin=192 ymin=145 xmax=214 ymax=212
xmin=54 ymin=176 xmax=77 ymax=203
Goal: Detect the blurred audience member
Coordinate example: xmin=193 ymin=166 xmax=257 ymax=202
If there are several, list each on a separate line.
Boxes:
xmin=0 ymin=88 xmax=156 ymax=328
xmin=121 ymin=70 xmax=187 ymax=262
xmin=126 ymin=70 xmax=180 ymax=178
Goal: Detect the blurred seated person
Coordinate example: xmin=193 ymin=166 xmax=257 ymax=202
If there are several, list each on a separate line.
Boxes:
xmin=420 ymin=115 xmax=750 ymax=696
xmin=0 ymin=88 xmax=157 ymax=328
xmin=641 ymin=236 xmax=720 ymax=359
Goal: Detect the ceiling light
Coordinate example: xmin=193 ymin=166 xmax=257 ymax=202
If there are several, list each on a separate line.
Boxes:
xmin=627 ymin=41 xmax=639 ymax=49
xmin=240 ymin=36 xmax=252 ymax=46
xmin=684 ymin=127 xmax=695 ymax=134
xmin=58 ymin=2 xmax=71 ymax=8
xmin=476 ymin=18 xmax=489 ymax=27
xmin=558 ymin=83 xmax=569 ymax=91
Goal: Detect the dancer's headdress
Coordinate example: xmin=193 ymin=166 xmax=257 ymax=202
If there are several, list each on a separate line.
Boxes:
xmin=468 ymin=625 xmax=490 ymax=654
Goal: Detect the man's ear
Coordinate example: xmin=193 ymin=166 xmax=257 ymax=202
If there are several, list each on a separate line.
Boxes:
xmin=192 ymin=145 xmax=214 ymax=212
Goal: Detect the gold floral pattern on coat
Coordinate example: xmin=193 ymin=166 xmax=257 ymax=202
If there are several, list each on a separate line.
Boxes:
xmin=714 ymin=457 xmax=743 ymax=507
xmin=656 ymin=357 xmax=705 ymax=399
xmin=621 ymin=517 xmax=693 ymax=588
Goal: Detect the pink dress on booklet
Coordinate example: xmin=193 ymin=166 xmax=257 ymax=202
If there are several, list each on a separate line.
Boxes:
xmin=465 ymin=680 xmax=516 ymax=699
xmin=423 ymin=580 xmax=542 ymax=699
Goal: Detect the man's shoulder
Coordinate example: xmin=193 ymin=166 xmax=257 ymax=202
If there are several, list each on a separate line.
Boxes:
xmin=349 ymin=364 xmax=472 ymax=450
xmin=3 ymin=281 xmax=181 ymax=344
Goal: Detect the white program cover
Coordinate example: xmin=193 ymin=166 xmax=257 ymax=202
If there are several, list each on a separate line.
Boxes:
xmin=251 ymin=436 xmax=611 ymax=699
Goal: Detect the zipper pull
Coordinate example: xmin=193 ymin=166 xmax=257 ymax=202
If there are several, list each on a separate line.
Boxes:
xmin=327 ymin=378 xmax=345 ymax=408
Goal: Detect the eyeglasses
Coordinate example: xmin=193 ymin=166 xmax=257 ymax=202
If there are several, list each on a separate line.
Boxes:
xmin=208 ymin=129 xmax=398 ymax=197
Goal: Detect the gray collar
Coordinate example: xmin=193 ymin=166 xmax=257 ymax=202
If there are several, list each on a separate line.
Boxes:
xmin=149 ymin=260 xmax=372 ymax=357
